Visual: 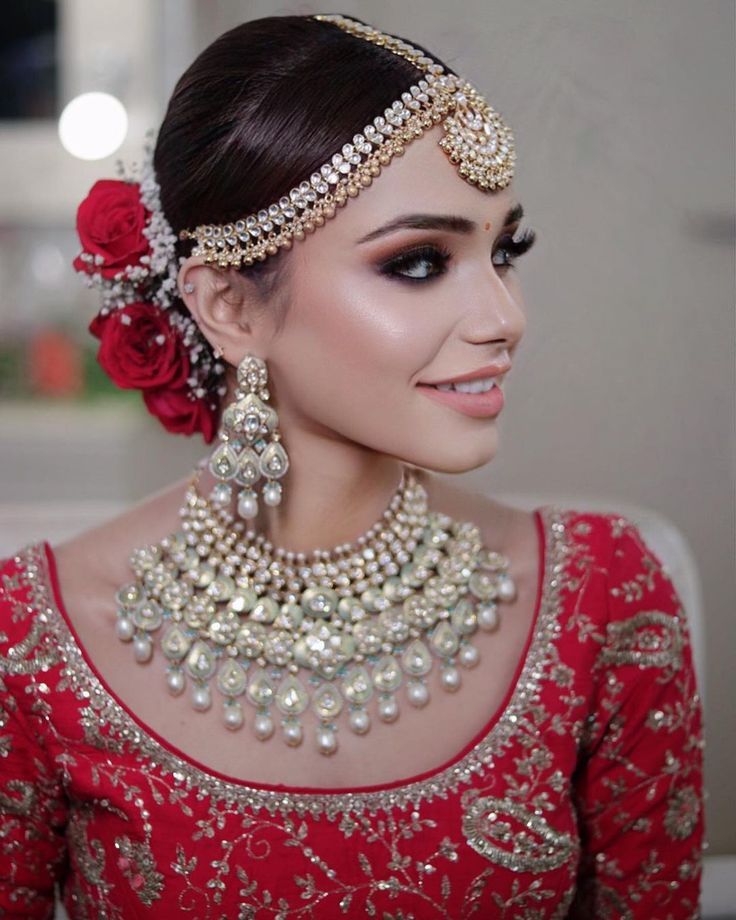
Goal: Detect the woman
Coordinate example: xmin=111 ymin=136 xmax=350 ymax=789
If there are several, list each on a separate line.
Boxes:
xmin=0 ymin=13 xmax=705 ymax=918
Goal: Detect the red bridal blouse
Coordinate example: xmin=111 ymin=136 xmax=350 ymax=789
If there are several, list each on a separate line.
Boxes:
xmin=0 ymin=507 xmax=706 ymax=918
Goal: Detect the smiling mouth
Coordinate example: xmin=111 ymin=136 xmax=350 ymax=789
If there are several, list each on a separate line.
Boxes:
xmin=416 ymin=379 xmax=505 ymax=418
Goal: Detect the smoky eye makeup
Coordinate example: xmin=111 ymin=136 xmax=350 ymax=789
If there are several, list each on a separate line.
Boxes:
xmin=377 ymin=243 xmax=453 ymax=283
xmin=376 ymin=225 xmax=537 ymax=284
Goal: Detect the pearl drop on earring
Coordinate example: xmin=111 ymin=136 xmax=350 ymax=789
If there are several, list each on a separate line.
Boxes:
xmin=253 ymin=713 xmax=274 ymax=740
xmin=238 ymin=490 xmax=259 ymax=519
xmin=263 ymin=481 xmax=282 ymax=507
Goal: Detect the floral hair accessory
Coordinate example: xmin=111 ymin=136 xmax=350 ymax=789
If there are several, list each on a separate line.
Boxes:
xmin=72 ymin=131 xmax=224 ymax=443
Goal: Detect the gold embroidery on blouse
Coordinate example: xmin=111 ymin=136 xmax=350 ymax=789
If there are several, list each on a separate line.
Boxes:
xmin=566 ymin=527 xmax=705 ymax=920
xmin=0 ymin=778 xmax=36 ymax=815
xmin=66 ymin=810 xmax=112 ymax=895
xmin=0 ymin=613 xmax=61 ymax=677
xmin=114 ymin=834 xmax=165 ymax=905
xmin=461 ymin=795 xmax=578 ymax=871
xmin=172 ymin=807 xmax=464 ymax=915
xmin=663 ymin=784 xmax=701 ymax=841
xmin=12 ymin=506 xmax=570 ymax=820
xmin=596 ymin=610 xmax=684 ymax=672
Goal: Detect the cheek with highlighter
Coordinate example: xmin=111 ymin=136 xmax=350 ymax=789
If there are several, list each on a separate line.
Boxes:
xmin=287 ymin=290 xmax=486 ymax=473
xmin=285 ymin=272 xmax=436 ymax=419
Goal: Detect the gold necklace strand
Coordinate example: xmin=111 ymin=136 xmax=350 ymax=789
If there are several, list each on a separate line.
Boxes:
xmin=179 ymin=467 xmax=430 ymax=599
xmin=200 ymin=462 xmax=415 ymax=563
xmin=114 ymin=466 xmax=517 ymax=755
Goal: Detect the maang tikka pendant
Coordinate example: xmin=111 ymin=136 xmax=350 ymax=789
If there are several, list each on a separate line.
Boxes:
xmin=207 ymin=353 xmax=290 ymax=517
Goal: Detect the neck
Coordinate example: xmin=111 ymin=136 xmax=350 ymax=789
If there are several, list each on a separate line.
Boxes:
xmin=197 ymin=442 xmax=412 ymax=556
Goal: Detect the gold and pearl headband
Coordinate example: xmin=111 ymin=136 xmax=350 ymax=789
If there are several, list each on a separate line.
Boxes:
xmin=178 ymin=14 xmax=516 ymax=270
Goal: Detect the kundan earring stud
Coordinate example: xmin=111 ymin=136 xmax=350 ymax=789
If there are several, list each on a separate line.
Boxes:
xmin=183 ymin=282 xmax=195 ymax=294
xmin=207 ymin=353 xmax=289 ymax=518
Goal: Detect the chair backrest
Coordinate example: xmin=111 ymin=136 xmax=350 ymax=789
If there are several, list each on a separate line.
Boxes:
xmin=0 ymin=494 xmax=707 ymax=708
xmin=497 ymin=492 xmax=707 ymax=708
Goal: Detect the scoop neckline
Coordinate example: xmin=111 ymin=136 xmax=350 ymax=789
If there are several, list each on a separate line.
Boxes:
xmin=38 ymin=507 xmax=548 ymax=798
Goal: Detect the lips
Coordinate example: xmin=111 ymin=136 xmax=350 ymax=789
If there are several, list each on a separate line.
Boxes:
xmin=417 ymin=380 xmax=505 ymax=418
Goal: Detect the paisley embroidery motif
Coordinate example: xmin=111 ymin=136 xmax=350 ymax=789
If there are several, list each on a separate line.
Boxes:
xmin=461 ymin=795 xmax=579 ymax=872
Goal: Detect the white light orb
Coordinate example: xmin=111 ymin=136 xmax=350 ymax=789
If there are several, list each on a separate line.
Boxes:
xmin=58 ymin=92 xmax=128 ymax=161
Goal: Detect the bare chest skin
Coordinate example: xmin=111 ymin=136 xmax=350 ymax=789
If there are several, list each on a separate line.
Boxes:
xmin=50 ymin=471 xmax=541 ymax=789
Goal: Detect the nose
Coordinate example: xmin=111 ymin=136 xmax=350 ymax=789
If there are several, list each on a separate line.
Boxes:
xmin=461 ymin=270 xmax=527 ymax=347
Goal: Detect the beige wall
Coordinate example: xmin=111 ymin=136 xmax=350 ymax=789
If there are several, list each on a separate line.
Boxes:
xmin=1 ymin=0 xmax=733 ymax=855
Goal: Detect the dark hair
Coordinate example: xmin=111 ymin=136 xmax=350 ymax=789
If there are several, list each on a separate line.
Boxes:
xmin=154 ymin=13 xmax=456 ymax=312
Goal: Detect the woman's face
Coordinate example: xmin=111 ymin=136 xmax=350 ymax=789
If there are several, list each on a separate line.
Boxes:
xmin=240 ymin=124 xmax=532 ymax=475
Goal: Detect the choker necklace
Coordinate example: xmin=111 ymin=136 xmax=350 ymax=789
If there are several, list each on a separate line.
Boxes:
xmin=113 ymin=463 xmax=517 ymax=756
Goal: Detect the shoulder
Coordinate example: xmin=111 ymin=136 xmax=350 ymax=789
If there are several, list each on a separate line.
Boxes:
xmin=556 ymin=508 xmax=691 ymax=680
xmin=0 ymin=473 xmax=192 ymax=639
xmin=535 ymin=503 xmax=666 ymax=585
xmin=538 ymin=505 xmax=682 ymax=626
xmin=0 ymin=547 xmax=37 ymax=622
xmin=0 ymin=545 xmax=61 ymax=692
xmin=414 ymin=471 xmax=643 ymax=579
xmin=50 ymin=472 xmax=193 ymax=598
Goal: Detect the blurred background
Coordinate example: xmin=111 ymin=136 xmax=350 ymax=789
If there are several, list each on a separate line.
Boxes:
xmin=0 ymin=0 xmax=734 ymax=874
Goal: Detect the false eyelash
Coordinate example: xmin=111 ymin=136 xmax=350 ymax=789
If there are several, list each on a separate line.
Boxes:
xmin=378 ymin=244 xmax=453 ymax=283
xmin=492 ymin=227 xmax=537 ymax=267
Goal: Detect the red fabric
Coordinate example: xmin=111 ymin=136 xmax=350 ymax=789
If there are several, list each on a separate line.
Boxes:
xmin=0 ymin=508 xmax=706 ymax=918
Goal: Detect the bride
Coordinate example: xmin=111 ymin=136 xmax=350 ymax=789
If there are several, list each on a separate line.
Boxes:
xmin=0 ymin=13 xmax=704 ymax=918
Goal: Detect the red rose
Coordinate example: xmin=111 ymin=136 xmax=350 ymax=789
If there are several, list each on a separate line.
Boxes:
xmin=73 ymin=179 xmax=151 ymax=279
xmin=88 ymin=303 xmax=189 ymax=390
xmin=143 ymin=385 xmax=218 ymax=443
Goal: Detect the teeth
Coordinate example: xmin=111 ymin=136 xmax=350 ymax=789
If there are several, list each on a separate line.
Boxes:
xmin=435 ymin=377 xmax=498 ymax=394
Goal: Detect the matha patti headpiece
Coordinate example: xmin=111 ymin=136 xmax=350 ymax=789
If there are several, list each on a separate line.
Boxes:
xmin=178 ymin=13 xmax=516 ymax=270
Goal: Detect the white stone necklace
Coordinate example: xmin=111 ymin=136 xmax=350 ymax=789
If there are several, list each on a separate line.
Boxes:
xmin=113 ymin=464 xmax=517 ymax=756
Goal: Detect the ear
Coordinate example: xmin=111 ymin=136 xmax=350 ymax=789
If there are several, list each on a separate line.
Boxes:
xmin=177 ymin=255 xmax=270 ymax=361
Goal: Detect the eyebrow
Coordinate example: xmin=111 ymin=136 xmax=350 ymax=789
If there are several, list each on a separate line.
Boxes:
xmin=355 ymin=202 xmax=524 ymax=244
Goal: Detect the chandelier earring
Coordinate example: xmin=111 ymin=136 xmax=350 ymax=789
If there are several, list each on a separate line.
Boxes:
xmin=206 ymin=353 xmax=290 ymax=519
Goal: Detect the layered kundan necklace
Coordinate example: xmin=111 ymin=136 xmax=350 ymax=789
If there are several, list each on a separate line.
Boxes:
xmin=113 ymin=463 xmax=517 ymax=756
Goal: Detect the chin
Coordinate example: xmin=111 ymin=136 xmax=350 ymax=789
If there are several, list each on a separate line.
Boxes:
xmin=399 ymin=432 xmax=499 ymax=476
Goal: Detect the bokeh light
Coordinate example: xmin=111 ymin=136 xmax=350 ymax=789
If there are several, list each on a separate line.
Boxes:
xmin=58 ymin=91 xmax=128 ymax=160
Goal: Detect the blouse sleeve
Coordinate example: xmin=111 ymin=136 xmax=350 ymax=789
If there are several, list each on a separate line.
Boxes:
xmin=0 ymin=554 xmax=68 ymax=919
xmin=567 ymin=517 xmax=706 ymax=919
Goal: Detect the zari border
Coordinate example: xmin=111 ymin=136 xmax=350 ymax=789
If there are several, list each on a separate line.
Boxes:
xmin=15 ymin=505 xmax=570 ymax=820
